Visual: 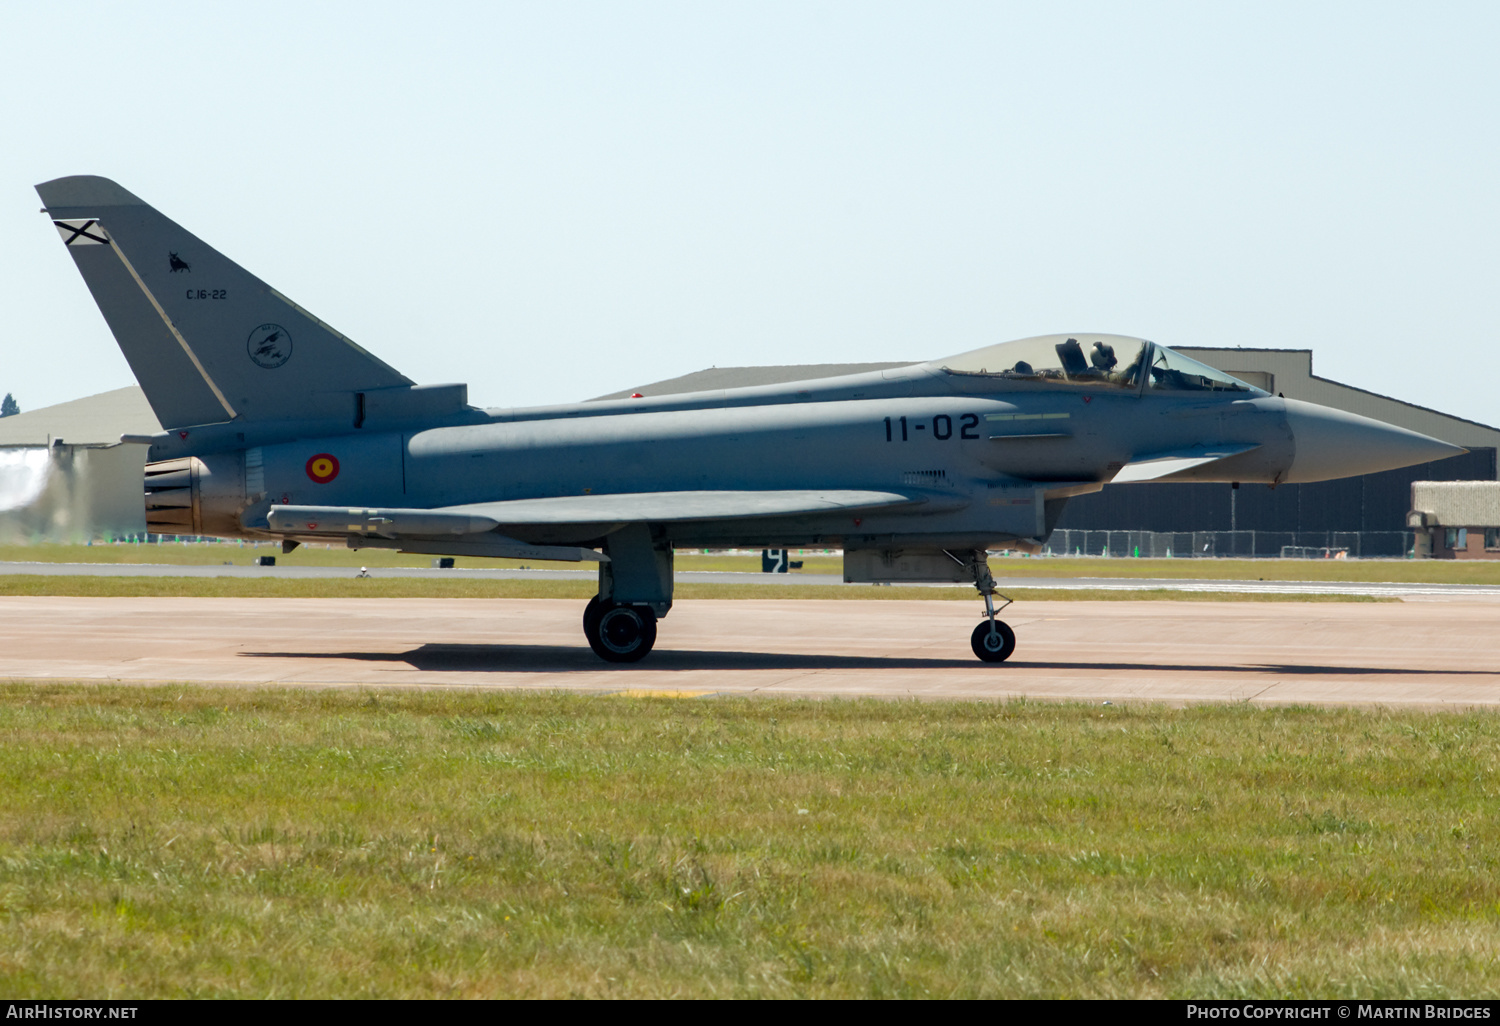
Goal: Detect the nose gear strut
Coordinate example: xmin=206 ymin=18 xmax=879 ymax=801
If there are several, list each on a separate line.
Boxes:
xmin=946 ymin=549 xmax=1016 ymax=663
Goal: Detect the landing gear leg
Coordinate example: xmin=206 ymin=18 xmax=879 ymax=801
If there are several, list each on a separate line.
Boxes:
xmin=960 ymin=552 xmax=1015 ymax=663
xmin=583 ymin=524 xmax=673 ymax=664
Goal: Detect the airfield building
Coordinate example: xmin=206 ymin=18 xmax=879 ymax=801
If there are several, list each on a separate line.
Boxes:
xmin=0 ymin=386 xmax=156 ymax=543
xmin=1408 ymin=481 xmax=1500 ymax=560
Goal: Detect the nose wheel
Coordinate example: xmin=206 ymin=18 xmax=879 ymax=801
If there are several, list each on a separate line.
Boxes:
xmin=583 ymin=596 xmax=658 ymax=663
xmin=970 ymin=619 xmax=1016 ymax=662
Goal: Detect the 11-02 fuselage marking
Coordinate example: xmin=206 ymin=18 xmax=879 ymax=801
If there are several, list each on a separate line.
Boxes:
xmin=884 ymin=414 xmax=980 ymax=441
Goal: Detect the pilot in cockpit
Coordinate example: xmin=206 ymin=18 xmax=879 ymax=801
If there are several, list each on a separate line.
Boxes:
xmin=979 ymin=336 xmax=1147 ymax=386
xmin=1077 ymin=339 xmax=1142 ymax=386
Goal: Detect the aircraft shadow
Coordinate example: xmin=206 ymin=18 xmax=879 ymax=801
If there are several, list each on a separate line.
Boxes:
xmin=241 ymin=644 xmax=980 ymax=671
xmin=238 ymin=645 xmax=1495 ymax=676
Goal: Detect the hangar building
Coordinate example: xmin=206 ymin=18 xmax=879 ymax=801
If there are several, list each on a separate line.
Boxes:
xmin=1050 ymin=348 xmax=1498 ymax=557
xmin=0 ymin=386 xmax=156 ymax=542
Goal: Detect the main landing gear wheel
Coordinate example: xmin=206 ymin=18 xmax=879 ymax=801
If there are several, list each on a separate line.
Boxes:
xmin=583 ymin=597 xmax=658 ymax=663
xmin=970 ymin=619 xmax=1016 ymax=663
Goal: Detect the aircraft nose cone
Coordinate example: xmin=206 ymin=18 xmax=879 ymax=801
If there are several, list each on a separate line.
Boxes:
xmin=1282 ymin=398 xmax=1467 ymax=483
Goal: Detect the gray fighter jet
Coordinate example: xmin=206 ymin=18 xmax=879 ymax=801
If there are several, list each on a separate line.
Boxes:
xmin=36 ymin=176 xmax=1464 ymax=663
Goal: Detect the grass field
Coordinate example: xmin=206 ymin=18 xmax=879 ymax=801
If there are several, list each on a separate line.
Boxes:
xmin=0 ymin=575 xmax=1387 ymax=602
xmin=5 ymin=542 xmax=1500 ymax=584
xmin=0 ymin=686 xmax=1496 ymax=998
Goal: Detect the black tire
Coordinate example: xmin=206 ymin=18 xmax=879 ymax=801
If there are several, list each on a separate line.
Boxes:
xmin=970 ymin=619 xmax=1016 ymax=663
xmin=584 ymin=601 xmax=658 ymax=663
xmin=583 ymin=595 xmax=604 ymax=636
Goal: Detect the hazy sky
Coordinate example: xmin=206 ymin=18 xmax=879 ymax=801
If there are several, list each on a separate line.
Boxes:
xmin=3 ymin=2 xmax=1497 ymax=424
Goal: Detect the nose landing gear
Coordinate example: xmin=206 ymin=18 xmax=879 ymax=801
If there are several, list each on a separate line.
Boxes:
xmin=964 ymin=555 xmax=1015 ymax=663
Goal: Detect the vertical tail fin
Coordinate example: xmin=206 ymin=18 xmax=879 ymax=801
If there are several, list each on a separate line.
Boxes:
xmin=37 ymin=176 xmax=413 ymax=431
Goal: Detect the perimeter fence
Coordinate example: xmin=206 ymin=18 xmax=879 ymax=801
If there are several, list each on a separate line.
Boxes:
xmin=1038 ymin=529 xmax=1418 ymax=559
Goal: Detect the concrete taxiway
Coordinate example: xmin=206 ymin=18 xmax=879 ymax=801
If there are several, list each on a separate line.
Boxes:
xmin=2 ymin=596 xmax=1497 ymax=708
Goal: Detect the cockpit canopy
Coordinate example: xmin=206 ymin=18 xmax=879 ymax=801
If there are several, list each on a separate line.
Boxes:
xmin=931 ymin=334 xmax=1265 ymax=395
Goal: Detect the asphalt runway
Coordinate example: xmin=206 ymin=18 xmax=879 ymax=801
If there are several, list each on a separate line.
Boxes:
xmin=3 ymin=595 xmax=1498 ymax=708
xmin=5 ymin=560 xmax=1500 ymax=598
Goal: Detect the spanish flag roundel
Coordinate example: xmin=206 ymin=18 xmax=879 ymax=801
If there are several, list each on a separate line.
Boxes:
xmin=306 ymin=453 xmax=340 ymax=484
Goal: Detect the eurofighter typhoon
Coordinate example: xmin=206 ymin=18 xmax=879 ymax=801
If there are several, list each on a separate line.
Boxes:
xmin=36 ymin=176 xmax=1464 ymax=662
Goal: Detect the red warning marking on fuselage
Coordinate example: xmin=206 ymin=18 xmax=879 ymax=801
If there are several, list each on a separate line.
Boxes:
xmin=306 ymin=453 xmax=340 ymax=484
